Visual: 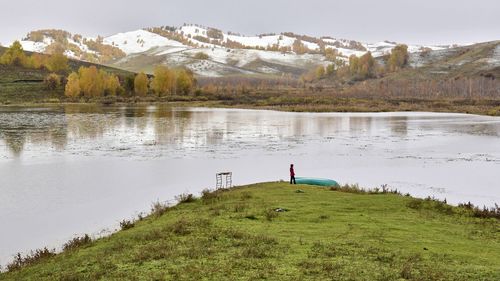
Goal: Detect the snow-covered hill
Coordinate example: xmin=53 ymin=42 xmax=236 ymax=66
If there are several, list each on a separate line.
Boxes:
xmin=103 ymin=30 xmax=188 ymax=55
xmin=13 ymin=24 xmax=467 ymax=77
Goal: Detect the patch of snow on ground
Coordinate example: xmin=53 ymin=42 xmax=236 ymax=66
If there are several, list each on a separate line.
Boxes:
xmin=104 ymin=30 xmax=186 ymax=55
xmin=178 ymin=25 xmax=209 ymax=38
xmin=489 ymin=44 xmax=500 ymax=66
xmin=19 ymin=41 xmax=47 ymax=53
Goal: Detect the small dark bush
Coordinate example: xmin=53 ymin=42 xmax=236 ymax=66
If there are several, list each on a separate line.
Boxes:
xmin=150 ymin=200 xmax=171 ymax=217
xmin=120 ymin=219 xmax=135 ymax=230
xmin=44 ymin=73 xmax=61 ymax=90
xmin=176 ymin=193 xmax=196 ymax=203
xmin=407 ymin=199 xmax=423 ymax=209
xmin=63 ymin=234 xmax=92 ymax=251
xmin=458 ymin=202 xmax=500 ymax=219
xmin=193 ymin=52 xmax=209 ymax=60
xmin=201 ymin=188 xmax=223 ymax=202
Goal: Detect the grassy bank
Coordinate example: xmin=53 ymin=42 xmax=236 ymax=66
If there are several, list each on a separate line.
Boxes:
xmin=1 ymin=182 xmax=499 ymax=280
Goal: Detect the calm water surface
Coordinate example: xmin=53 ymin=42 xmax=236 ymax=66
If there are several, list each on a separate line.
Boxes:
xmin=0 ymin=105 xmax=499 ymax=265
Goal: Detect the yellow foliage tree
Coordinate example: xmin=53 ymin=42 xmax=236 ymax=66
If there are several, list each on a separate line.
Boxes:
xmin=65 ymin=72 xmax=81 ymax=98
xmin=0 ymin=41 xmax=28 ymax=66
xmin=44 ymin=73 xmax=61 ymax=90
xmin=151 ymin=66 xmax=175 ymax=96
xmin=315 ymin=66 xmax=325 ymax=79
xmin=176 ymin=69 xmax=195 ymax=95
xmin=387 ymin=44 xmax=409 ymax=72
xmin=46 ymin=52 xmax=69 ymax=73
xmin=134 ymin=72 xmax=149 ymax=96
xmin=105 ymin=74 xmax=121 ymax=96
xmin=348 ymin=52 xmax=376 ymax=79
xmin=292 ymin=39 xmax=309 ymax=55
xmin=78 ymin=66 xmax=102 ymax=97
xmin=29 ymin=53 xmax=48 ymax=69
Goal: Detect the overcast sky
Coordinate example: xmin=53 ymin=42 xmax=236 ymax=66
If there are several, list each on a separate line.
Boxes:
xmin=1 ymin=0 xmax=499 ymax=45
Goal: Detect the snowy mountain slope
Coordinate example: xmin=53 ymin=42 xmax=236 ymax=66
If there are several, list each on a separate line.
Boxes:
xmin=111 ymin=45 xmax=331 ymax=77
xmin=103 ymin=30 xmax=188 ymax=55
xmin=12 ymin=24 xmax=483 ymax=77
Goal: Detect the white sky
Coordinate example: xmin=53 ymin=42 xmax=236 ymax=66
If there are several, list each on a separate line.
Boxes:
xmin=1 ymin=0 xmax=499 ymax=45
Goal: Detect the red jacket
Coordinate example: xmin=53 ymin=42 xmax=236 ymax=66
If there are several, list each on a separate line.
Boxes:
xmin=290 ymin=167 xmax=295 ymax=177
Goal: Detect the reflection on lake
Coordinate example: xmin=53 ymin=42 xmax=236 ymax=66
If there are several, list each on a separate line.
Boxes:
xmin=0 ymin=105 xmax=499 ymax=265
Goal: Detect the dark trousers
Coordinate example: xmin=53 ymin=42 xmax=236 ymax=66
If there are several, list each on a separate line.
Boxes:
xmin=290 ymin=176 xmax=296 ymax=184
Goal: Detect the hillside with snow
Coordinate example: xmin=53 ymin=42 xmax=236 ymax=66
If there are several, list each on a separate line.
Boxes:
xmin=11 ymin=24 xmax=477 ymax=77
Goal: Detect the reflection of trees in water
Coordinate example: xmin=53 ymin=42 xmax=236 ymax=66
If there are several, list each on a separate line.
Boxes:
xmin=1 ymin=131 xmax=26 ymax=156
xmin=153 ymin=107 xmax=195 ymax=147
xmin=123 ymin=106 xmax=149 ymax=131
xmin=0 ymin=110 xmax=68 ymax=156
xmin=463 ymin=123 xmax=500 ymax=137
xmin=65 ymin=113 xmax=115 ymax=141
xmin=2 ymin=106 xmax=499 ymax=158
xmin=348 ymin=116 xmax=372 ymax=133
xmin=388 ymin=116 xmax=409 ymax=136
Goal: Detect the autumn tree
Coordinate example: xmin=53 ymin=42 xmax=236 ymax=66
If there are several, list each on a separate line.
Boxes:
xmin=0 ymin=41 xmax=28 ymax=66
xmin=44 ymin=73 xmax=61 ymax=90
xmin=387 ymin=44 xmax=409 ymax=72
xmin=105 ymin=74 xmax=121 ymax=96
xmin=348 ymin=52 xmax=377 ymax=80
xmin=176 ymin=68 xmax=195 ymax=95
xmin=292 ymin=39 xmax=309 ymax=55
xmin=326 ymin=64 xmax=335 ymax=76
xmin=151 ymin=66 xmax=175 ymax=95
xmin=65 ymin=72 xmax=80 ymax=97
xmin=315 ymin=66 xmax=325 ymax=79
xmin=324 ymin=48 xmax=338 ymax=61
xmin=29 ymin=53 xmax=48 ymax=69
xmin=134 ymin=72 xmax=149 ymax=96
xmin=46 ymin=52 xmax=69 ymax=73
xmin=349 ymin=55 xmax=360 ymax=76
xmin=78 ymin=66 xmax=103 ymax=97
xmin=358 ymin=52 xmax=376 ymax=79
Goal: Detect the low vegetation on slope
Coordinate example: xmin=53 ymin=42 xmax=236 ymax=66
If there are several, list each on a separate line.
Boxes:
xmin=1 ymin=182 xmax=499 ymax=280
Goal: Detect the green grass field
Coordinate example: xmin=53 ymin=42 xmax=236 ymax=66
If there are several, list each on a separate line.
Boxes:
xmin=1 ymin=182 xmax=499 ymax=280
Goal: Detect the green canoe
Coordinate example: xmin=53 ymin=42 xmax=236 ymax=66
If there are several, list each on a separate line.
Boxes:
xmin=295 ymin=177 xmax=339 ymax=187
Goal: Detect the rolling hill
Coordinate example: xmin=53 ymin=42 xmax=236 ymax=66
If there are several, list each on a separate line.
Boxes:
xmin=9 ymin=24 xmax=471 ymax=78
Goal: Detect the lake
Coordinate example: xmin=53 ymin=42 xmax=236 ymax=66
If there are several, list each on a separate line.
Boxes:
xmin=0 ymin=105 xmax=499 ymax=266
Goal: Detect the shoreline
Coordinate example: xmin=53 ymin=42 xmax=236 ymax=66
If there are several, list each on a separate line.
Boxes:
xmin=1 ymin=98 xmax=500 ymax=117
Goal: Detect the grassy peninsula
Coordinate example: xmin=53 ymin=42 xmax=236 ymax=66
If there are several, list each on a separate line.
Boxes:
xmin=1 ymin=182 xmax=499 ymax=280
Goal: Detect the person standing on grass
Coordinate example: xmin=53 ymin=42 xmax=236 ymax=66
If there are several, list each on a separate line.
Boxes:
xmin=290 ymin=164 xmax=296 ymax=184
